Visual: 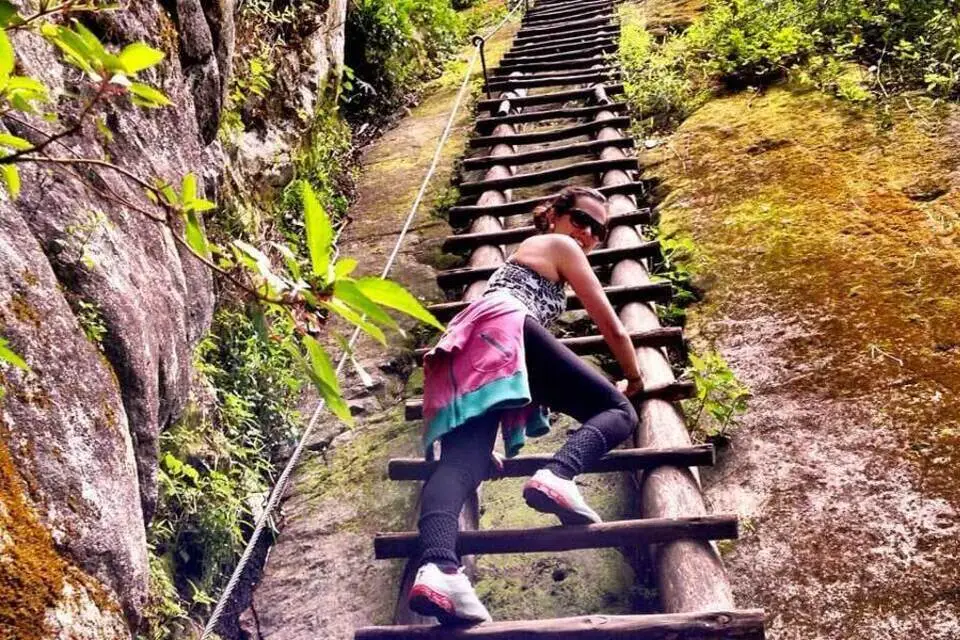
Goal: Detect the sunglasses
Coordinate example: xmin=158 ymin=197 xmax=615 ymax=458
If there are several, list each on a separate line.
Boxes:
xmin=566 ymin=208 xmax=608 ymax=242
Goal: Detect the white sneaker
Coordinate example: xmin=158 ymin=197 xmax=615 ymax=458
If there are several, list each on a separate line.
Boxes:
xmin=522 ymin=468 xmax=603 ymax=525
xmin=409 ymin=563 xmax=492 ymax=625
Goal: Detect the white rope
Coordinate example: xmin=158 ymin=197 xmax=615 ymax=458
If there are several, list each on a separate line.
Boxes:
xmin=199 ymin=6 xmax=524 ymax=630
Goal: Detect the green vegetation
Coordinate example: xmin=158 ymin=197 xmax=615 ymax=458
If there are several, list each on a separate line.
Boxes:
xmin=682 ymin=351 xmax=750 ymax=445
xmin=73 ymin=299 xmax=107 ymax=349
xmin=342 ymin=0 xmax=463 ymax=121
xmin=141 ymin=308 xmax=303 ymax=637
xmin=619 ymin=0 xmax=960 ymax=135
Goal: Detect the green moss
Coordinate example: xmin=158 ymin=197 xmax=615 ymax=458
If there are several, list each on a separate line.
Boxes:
xmin=473 ymin=414 xmax=641 ymax=620
xmin=302 ymin=406 xmax=421 ymax=532
xmin=9 ymin=293 xmax=40 ymax=328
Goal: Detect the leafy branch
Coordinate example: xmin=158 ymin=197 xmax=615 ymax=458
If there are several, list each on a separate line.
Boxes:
xmin=0 ymin=1 xmax=445 ymax=422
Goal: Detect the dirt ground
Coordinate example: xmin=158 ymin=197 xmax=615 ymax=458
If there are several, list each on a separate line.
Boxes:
xmin=653 ymin=86 xmax=960 ymax=639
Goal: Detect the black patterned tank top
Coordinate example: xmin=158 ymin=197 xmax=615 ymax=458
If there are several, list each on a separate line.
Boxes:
xmin=484 ymin=261 xmax=566 ymax=326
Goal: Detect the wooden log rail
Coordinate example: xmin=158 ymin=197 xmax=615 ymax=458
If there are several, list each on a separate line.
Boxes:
xmin=357 ymin=1 xmax=766 ymax=637
xmin=588 ymin=86 xmax=736 ymax=612
xmin=357 ymin=610 xmax=766 ymax=640
xmin=388 ymin=444 xmax=715 ymax=481
xmin=375 ymin=515 xmax=739 ymax=559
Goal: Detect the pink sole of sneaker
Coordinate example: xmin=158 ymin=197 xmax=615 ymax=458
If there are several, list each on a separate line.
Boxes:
xmin=409 ymin=585 xmax=482 ymax=626
xmin=522 ymin=480 xmax=598 ymax=525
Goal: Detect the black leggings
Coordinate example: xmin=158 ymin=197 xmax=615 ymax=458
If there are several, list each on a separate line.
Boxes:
xmin=417 ymin=316 xmax=638 ymax=567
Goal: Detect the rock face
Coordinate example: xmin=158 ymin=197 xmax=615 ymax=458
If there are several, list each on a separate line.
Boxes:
xmin=0 ymin=0 xmax=347 ymax=636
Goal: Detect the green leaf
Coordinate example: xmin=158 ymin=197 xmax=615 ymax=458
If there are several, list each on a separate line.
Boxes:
xmin=0 ymin=133 xmax=32 ymax=151
xmin=0 ymin=28 xmax=13 ymax=82
xmin=0 ymin=1 xmax=22 ymax=29
xmin=333 ymin=279 xmax=401 ymax=334
xmin=320 ymin=299 xmax=386 ymax=345
xmin=118 ymin=42 xmax=165 ymax=74
xmin=249 ymin=301 xmax=271 ymax=342
xmin=1 ymin=164 xmax=20 ymax=198
xmin=181 ymin=172 xmax=197 ymax=204
xmin=333 ymin=258 xmax=357 ymax=279
xmin=290 ymin=337 xmax=352 ymax=424
xmin=354 ymin=277 xmax=444 ymax=330
xmin=270 ymin=241 xmax=302 ymax=281
xmin=233 ymin=240 xmax=287 ymax=294
xmin=129 ymin=82 xmax=171 ymax=108
xmin=95 ymin=116 xmax=114 ymax=143
xmin=190 ymin=198 xmax=216 ymax=212
xmin=301 ymin=181 xmax=333 ymax=278
xmin=184 ymin=209 xmax=210 ymax=258
xmin=43 ymin=24 xmax=99 ymax=76
xmin=0 ymin=337 xmax=29 ymax=371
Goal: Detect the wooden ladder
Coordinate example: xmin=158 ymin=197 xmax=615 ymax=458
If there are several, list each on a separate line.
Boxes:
xmin=355 ymin=0 xmax=766 ymax=637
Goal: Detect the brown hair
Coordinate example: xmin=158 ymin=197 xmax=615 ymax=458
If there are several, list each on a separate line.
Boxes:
xmin=532 ymin=186 xmax=607 ymax=233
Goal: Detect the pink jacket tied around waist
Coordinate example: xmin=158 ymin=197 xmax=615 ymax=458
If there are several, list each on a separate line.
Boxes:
xmin=422 ymin=291 xmax=550 ymax=458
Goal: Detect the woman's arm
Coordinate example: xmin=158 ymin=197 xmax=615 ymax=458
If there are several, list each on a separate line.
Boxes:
xmin=550 ymin=236 xmax=644 ymax=390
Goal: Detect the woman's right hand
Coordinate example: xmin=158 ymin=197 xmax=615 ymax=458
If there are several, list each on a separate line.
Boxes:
xmin=617 ymin=377 xmax=645 ymax=398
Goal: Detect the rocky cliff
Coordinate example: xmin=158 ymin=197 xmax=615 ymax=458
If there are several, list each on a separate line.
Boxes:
xmin=0 ymin=0 xmax=347 ymax=636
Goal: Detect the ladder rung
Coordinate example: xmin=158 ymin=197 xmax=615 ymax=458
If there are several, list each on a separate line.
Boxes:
xmin=492 ymin=56 xmax=611 ymax=75
xmin=469 ymin=117 xmax=630 ymax=148
xmin=499 ymin=45 xmax=617 ymax=67
xmin=441 ymin=208 xmax=651 ymax=251
xmin=514 ymin=24 xmax=620 ymax=48
xmin=474 ymin=103 xmax=628 ymax=133
xmin=524 ymin=8 xmax=613 ymax=29
xmin=388 ymin=443 xmax=712 ymax=481
xmin=374 ymin=514 xmax=739 ymax=559
xmin=404 ymin=380 xmax=695 ymax=421
xmin=463 ymin=137 xmax=633 ymax=170
xmin=427 ymin=281 xmax=672 ymax=320
xmin=476 ymin=83 xmax=624 ymax=112
xmin=513 ymin=15 xmax=619 ymax=44
xmin=459 ymin=157 xmax=637 ymax=195
xmin=503 ymin=37 xmax=618 ymax=61
xmin=525 ymin=0 xmax=615 ymax=16
xmin=485 ymin=70 xmax=621 ymax=93
xmin=354 ymin=609 xmax=767 ymax=640
xmin=516 ymin=15 xmax=617 ymax=39
xmin=435 ymin=241 xmax=659 ymax=288
xmin=415 ymin=325 xmax=681 ymax=362
xmin=448 ymin=181 xmax=653 ymax=225
xmin=524 ymin=3 xmax=614 ymax=25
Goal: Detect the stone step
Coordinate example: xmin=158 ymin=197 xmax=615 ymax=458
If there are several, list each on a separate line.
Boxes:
xmin=435 ymin=241 xmax=659 ymax=289
xmin=373 ymin=515 xmax=739 ymax=559
xmin=387 ymin=443 xmax=714 ymax=481
xmin=354 ymin=609 xmax=767 ymax=640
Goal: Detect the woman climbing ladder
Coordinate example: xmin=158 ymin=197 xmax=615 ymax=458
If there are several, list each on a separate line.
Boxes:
xmin=409 ymin=186 xmax=647 ymax=625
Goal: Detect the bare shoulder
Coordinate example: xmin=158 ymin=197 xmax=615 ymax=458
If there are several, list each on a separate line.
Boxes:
xmin=516 ymin=233 xmax=579 ymax=256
